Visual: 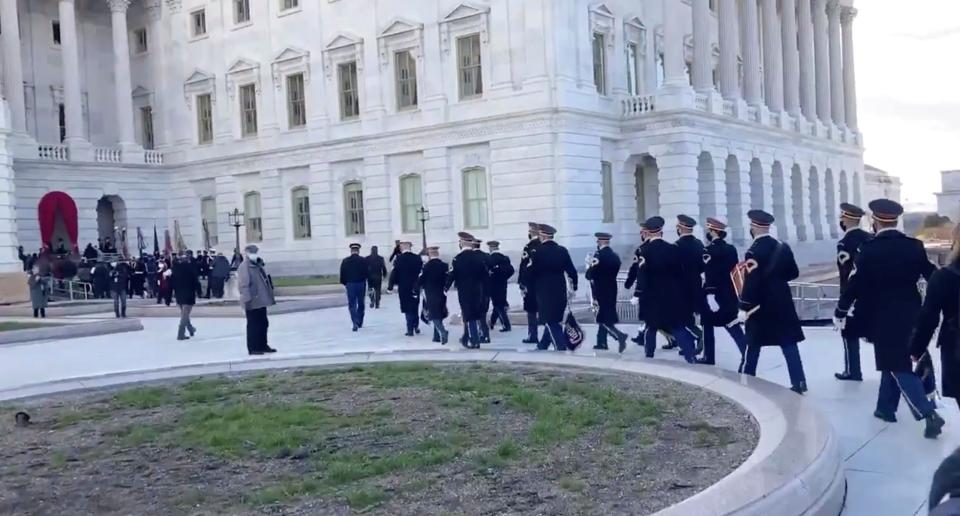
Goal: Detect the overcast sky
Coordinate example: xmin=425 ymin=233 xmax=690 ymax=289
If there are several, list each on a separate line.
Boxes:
xmin=856 ymin=1 xmax=960 ymax=211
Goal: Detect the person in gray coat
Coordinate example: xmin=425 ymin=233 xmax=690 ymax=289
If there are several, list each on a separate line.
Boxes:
xmin=27 ymin=267 xmax=49 ymax=318
xmin=237 ymin=244 xmax=277 ymax=355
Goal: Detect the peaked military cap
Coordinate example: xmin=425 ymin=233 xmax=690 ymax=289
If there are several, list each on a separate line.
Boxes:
xmin=868 ymin=199 xmax=903 ymax=223
xmin=427 ymin=246 xmax=440 ymax=252
xmin=594 ymin=232 xmax=612 ymax=240
xmin=539 ymin=224 xmax=558 ymax=236
xmin=528 ymin=222 xmax=540 ymax=230
xmin=400 ymin=241 xmax=413 ymax=247
xmin=747 ymin=209 xmax=775 ymax=227
xmin=706 ymin=217 xmax=727 ymax=231
xmin=643 ymin=216 xmax=665 ymax=232
xmin=457 ymin=232 xmax=475 ymax=242
xmin=486 ymin=240 xmax=500 ymax=247
xmin=677 ymin=214 xmax=697 ymax=229
xmin=349 ymin=243 xmax=362 ymax=250
xmin=840 ymin=203 xmax=865 ymax=219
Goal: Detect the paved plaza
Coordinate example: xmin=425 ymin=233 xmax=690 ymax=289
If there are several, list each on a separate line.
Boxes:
xmin=0 ymin=288 xmax=955 ymax=516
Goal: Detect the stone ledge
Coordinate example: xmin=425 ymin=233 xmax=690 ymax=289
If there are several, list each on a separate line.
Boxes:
xmin=0 ymin=350 xmax=843 ymax=516
xmin=0 ymin=318 xmax=144 ymax=346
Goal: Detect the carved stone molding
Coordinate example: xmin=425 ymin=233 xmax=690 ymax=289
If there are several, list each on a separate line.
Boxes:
xmin=439 ymin=2 xmax=489 ymax=55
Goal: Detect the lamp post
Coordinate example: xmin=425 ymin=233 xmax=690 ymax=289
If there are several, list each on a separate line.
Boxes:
xmin=417 ymin=205 xmax=430 ymax=255
xmin=228 ymin=208 xmax=245 ymax=257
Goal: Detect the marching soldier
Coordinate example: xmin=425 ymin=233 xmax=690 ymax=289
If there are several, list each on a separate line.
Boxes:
xmin=835 ymin=199 xmax=944 ymax=438
xmin=445 ymin=232 xmax=489 ymax=349
xmin=419 ymin=246 xmax=449 ymax=344
xmin=338 ymin=243 xmax=368 ymax=332
xmin=474 ymin=238 xmax=492 ymax=343
xmin=675 ymin=214 xmax=706 ymax=353
xmin=518 ymin=222 xmax=542 ymax=344
xmin=625 ymin=223 xmax=649 ymax=344
xmin=388 ymin=241 xmax=423 ymax=336
xmin=636 ymin=217 xmax=697 ymax=362
xmin=698 ymin=218 xmax=747 ymax=367
xmin=531 ymin=224 xmax=578 ymax=351
xmin=486 ymin=241 xmax=515 ymax=332
xmin=834 ymin=203 xmax=872 ymax=382
xmin=738 ymin=210 xmax=808 ymax=394
xmin=586 ymin=232 xmax=629 ymax=353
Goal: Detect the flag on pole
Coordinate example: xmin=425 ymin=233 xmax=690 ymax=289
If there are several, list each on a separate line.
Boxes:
xmin=174 ymin=220 xmax=186 ymax=252
xmin=164 ymin=229 xmax=173 ymax=257
xmin=202 ymin=220 xmax=211 ymax=251
xmin=153 ymin=225 xmax=160 ymax=255
xmin=120 ymin=228 xmax=129 ymax=258
xmin=136 ymin=227 xmax=146 ymax=255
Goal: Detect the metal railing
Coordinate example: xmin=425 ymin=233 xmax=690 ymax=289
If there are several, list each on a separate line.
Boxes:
xmin=50 ymin=279 xmax=94 ymax=301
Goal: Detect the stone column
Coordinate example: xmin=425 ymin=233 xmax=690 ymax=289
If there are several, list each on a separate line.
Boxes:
xmin=827 ymin=0 xmax=845 ymax=127
xmin=166 ymin=0 xmax=190 ymax=146
xmin=107 ymin=0 xmax=140 ymax=157
xmin=59 ymin=0 xmax=90 ymax=154
xmin=797 ymin=0 xmax=817 ymax=121
xmin=145 ymin=0 xmax=166 ymax=147
xmin=1 ymin=0 xmax=27 ymax=135
xmin=841 ymin=7 xmax=858 ymax=130
xmin=781 ymin=0 xmax=801 ymax=116
xmin=741 ymin=0 xmax=763 ymax=106
xmin=661 ymin=0 xmax=688 ymax=88
xmin=691 ymin=0 xmax=714 ymax=93
xmin=761 ymin=0 xmax=784 ymax=112
xmin=812 ymin=0 xmax=831 ymax=125
xmin=718 ymin=0 xmax=740 ymax=100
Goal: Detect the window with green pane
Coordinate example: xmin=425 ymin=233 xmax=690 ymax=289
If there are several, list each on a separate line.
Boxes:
xmin=462 ymin=167 xmax=488 ymax=229
xmin=400 ymin=174 xmax=422 ymax=233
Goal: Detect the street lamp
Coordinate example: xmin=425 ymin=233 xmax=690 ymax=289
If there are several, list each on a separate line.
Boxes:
xmin=228 ymin=208 xmax=245 ymax=257
xmin=417 ymin=205 xmax=430 ymax=255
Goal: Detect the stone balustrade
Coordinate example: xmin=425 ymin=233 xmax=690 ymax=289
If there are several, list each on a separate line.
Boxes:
xmin=94 ymin=148 xmax=122 ymax=163
xmin=37 ymin=145 xmax=69 ymax=161
xmin=144 ymin=150 xmax=164 ymax=165
xmin=31 ymin=146 xmax=164 ymax=166
xmin=694 ymin=93 xmax=709 ymax=112
xmin=622 ymin=95 xmax=657 ymax=117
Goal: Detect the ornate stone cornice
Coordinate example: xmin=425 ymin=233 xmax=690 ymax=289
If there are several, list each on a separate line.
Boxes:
xmin=824 ymin=0 xmax=840 ymax=17
xmin=145 ymin=0 xmax=162 ymax=21
xmin=165 ymin=0 xmax=182 ymax=14
xmin=839 ymin=7 xmax=857 ymax=25
xmin=106 ymin=0 xmax=131 ymax=13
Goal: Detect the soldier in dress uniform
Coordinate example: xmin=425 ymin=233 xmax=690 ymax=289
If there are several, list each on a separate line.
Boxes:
xmin=698 ymin=217 xmax=747 ymax=367
xmin=675 ymin=215 xmax=706 ymax=354
xmin=518 ymin=222 xmax=542 ymax=344
xmin=738 ymin=210 xmax=808 ymax=394
xmin=625 ymin=223 xmax=650 ymax=344
xmin=486 ymin=241 xmax=515 ymax=332
xmin=585 ymin=232 xmax=629 ymax=353
xmin=531 ymin=224 xmax=578 ymax=351
xmin=834 ymin=203 xmax=872 ymax=382
xmin=419 ymin=246 xmax=449 ymax=344
xmin=339 ymin=243 xmax=369 ymax=332
xmin=388 ymin=241 xmax=424 ymax=336
xmin=473 ymin=238 xmax=493 ymax=343
xmin=445 ymin=232 xmax=489 ymax=349
xmin=636 ymin=217 xmax=697 ymax=362
xmin=835 ymin=199 xmax=945 ymax=438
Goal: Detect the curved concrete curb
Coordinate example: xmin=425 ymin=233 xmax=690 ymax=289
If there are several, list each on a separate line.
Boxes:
xmin=0 ymin=350 xmax=843 ymax=516
xmin=0 ymin=318 xmax=144 ymax=346
xmin=124 ymin=296 xmax=347 ymax=318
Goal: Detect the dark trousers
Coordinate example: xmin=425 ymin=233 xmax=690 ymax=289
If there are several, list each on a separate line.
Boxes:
xmin=841 ymin=336 xmax=863 ymax=378
xmin=490 ymin=305 xmax=511 ymax=331
xmin=597 ymin=323 xmax=627 ymax=348
xmin=113 ymin=290 xmax=127 ymax=318
xmin=462 ymin=320 xmax=481 ymax=348
xmin=33 ymin=308 xmax=45 ymax=318
xmin=404 ymin=311 xmax=420 ymax=335
xmin=645 ymin=326 xmax=696 ymax=363
xmin=156 ymin=289 xmax=172 ymax=306
xmin=877 ymin=371 xmax=935 ymax=420
xmin=368 ymin=278 xmax=382 ymax=308
xmin=178 ymin=304 xmax=196 ymax=339
xmin=345 ymin=281 xmax=366 ymax=328
xmin=525 ymin=311 xmax=538 ymax=341
xmin=432 ymin=319 xmax=448 ymax=342
xmin=146 ymin=274 xmax=156 ymax=297
xmin=209 ymin=277 xmax=226 ymax=299
xmin=742 ymin=340 xmax=807 ymax=389
xmin=702 ymin=323 xmax=747 ymax=366
xmin=538 ymin=322 xmax=570 ymax=351
xmin=246 ymin=307 xmax=270 ymax=353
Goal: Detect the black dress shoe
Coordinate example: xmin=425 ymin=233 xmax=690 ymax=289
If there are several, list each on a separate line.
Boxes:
xmin=617 ymin=334 xmax=628 ymax=354
xmin=249 ymin=351 xmax=265 ymax=356
xmin=593 ymin=345 xmax=609 ymax=351
xmin=695 ymin=358 xmax=715 ymax=365
xmin=415 ymin=327 xmax=421 ymax=334
xmin=441 ymin=332 xmax=449 ymax=345
xmin=631 ymin=335 xmax=641 ymax=344
xmin=790 ymin=385 xmax=805 ymax=395
xmin=177 ymin=336 xmax=189 ymax=341
xmin=522 ymin=338 xmax=538 ymax=344
xmin=873 ymin=410 xmax=897 ymax=423
xmin=432 ymin=336 xmax=441 ymax=343
xmin=352 ymin=325 xmax=358 ymax=332
xmin=405 ymin=332 xmax=414 ymax=337
xmin=834 ymin=372 xmax=863 ymax=382
xmin=925 ymin=411 xmax=946 ymax=439
xmin=662 ymin=341 xmax=678 ymax=350
xmin=264 ymin=347 xmax=277 ymax=353
xmin=500 ymin=327 xmax=512 ymax=333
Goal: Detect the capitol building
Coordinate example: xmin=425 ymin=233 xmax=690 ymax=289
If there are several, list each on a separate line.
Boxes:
xmin=0 ymin=0 xmax=880 ymax=274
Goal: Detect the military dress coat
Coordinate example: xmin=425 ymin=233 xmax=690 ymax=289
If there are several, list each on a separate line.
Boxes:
xmin=531 ymin=240 xmax=578 ymax=324
xmin=445 ymin=249 xmax=489 ymax=321
xmin=487 ymin=251 xmax=515 ymax=308
xmin=836 ymin=229 xmax=935 ymax=372
xmin=518 ymin=238 xmax=541 ymax=312
xmin=911 ymin=265 xmax=960 ymax=399
xmin=476 ymin=249 xmax=492 ymax=313
xmin=675 ymin=234 xmax=706 ymax=316
xmin=419 ymin=257 xmax=449 ymax=321
xmin=585 ymin=246 xmax=621 ymax=324
xmin=389 ymin=252 xmax=423 ymax=314
xmin=703 ymin=237 xmax=740 ymax=326
xmin=739 ymin=235 xmax=805 ymax=348
xmin=636 ymin=238 xmax=692 ymax=330
xmin=836 ymin=228 xmax=873 ymax=338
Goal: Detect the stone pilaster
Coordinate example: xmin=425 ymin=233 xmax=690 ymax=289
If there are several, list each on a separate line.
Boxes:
xmin=781 ymin=0 xmax=801 ymax=116
xmin=718 ymin=0 xmax=740 ymax=100
xmin=797 ymin=0 xmax=817 ymax=122
xmin=827 ymin=0 xmax=845 ymax=127
xmin=841 ymin=7 xmax=858 ymax=130
xmin=741 ymin=0 xmax=763 ymax=106
xmin=761 ymin=0 xmax=784 ymax=112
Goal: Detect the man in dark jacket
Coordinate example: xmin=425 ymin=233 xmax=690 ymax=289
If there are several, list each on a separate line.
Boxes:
xmin=339 ymin=243 xmax=368 ymax=331
xmin=92 ymin=260 xmax=111 ymax=299
xmin=739 ymin=210 xmax=807 ymax=393
xmin=365 ymin=246 xmax=388 ymax=309
xmin=82 ymin=243 xmax=98 ymax=261
xmin=675 ymin=215 xmax=706 ymax=353
xmin=109 ymin=260 xmax=131 ymax=318
xmin=835 ymin=199 xmax=944 ymax=438
xmin=420 ymin=246 xmax=449 ymax=344
xmin=486 ymin=241 xmax=515 ymax=332
xmin=636 ymin=217 xmax=697 ymax=362
xmin=625 ymin=226 xmax=650 ymax=344
xmin=445 ymin=232 xmax=489 ymax=349
xmin=834 ymin=203 xmax=873 ymax=382
xmin=531 ymin=224 xmax=578 ymax=351
xmin=389 ymin=241 xmax=424 ymax=336
xmin=209 ymin=252 xmax=231 ymax=299
xmin=586 ymin=232 xmax=628 ymax=353
xmin=171 ymin=252 xmax=200 ymax=340
xmin=698 ymin=218 xmax=747 ymax=367
xmin=518 ymin=223 xmax=542 ymax=344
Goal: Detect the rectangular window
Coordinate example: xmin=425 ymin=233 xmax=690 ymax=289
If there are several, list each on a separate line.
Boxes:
xmin=601 ymin=161 xmax=614 ymax=223
xmin=400 ymin=175 xmax=423 ymax=233
xmin=286 ymin=73 xmax=306 ymax=128
xmin=140 ymin=106 xmax=155 ymax=150
xmin=626 ymin=43 xmax=640 ymax=96
xmin=52 ymin=21 xmax=61 ymax=46
xmin=338 ymin=61 xmax=360 ymax=120
xmin=134 ymin=28 xmax=148 ymax=54
xmin=457 ymin=34 xmax=482 ymax=99
xmin=463 ymin=168 xmax=488 ymax=229
xmin=244 ymin=192 xmax=263 ymax=243
xmin=239 ymin=83 xmax=258 ymax=137
xmin=196 ymin=93 xmax=214 ymax=144
xmin=292 ymin=188 xmax=311 ymax=239
xmin=191 ymin=10 xmax=207 ymax=37
xmin=201 ymin=197 xmax=219 ymax=247
xmin=58 ymin=103 xmax=66 ymax=142
xmin=394 ymin=51 xmax=418 ymax=110
xmin=344 ymin=182 xmax=365 ymax=235
xmin=592 ymin=32 xmax=606 ymax=95
xmin=281 ymin=0 xmax=299 ymax=10
xmin=234 ymin=0 xmax=251 ymax=24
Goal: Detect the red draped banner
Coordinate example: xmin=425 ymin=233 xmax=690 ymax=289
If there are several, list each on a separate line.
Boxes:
xmin=37 ymin=191 xmax=78 ymax=250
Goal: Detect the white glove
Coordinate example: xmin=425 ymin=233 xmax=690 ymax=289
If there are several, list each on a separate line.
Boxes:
xmin=707 ymin=295 xmax=719 ymax=312
xmin=833 ymin=316 xmax=846 ymax=332
xmin=629 ymin=297 xmax=639 ymax=306
xmin=736 ymin=310 xmax=748 ymax=325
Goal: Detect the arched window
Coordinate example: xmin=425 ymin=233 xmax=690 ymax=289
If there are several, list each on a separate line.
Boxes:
xmin=244 ymin=191 xmax=262 ymax=243
xmin=344 ymin=181 xmax=365 ymax=235
xmin=291 ymin=187 xmax=311 ymax=240
xmin=399 ymin=174 xmax=423 ymax=233
xmin=462 ymin=167 xmax=488 ymax=229
xmin=201 ymin=196 xmax=218 ymax=247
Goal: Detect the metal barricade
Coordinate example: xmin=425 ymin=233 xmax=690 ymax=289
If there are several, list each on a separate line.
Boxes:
xmin=50 ymin=279 xmax=94 ymax=300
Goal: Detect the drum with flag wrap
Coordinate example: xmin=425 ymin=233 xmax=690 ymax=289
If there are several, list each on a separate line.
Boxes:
xmin=564 ymin=309 xmax=584 ymax=350
xmin=731 ymin=261 xmax=750 ymax=300
xmin=915 ymin=352 xmax=938 ymax=399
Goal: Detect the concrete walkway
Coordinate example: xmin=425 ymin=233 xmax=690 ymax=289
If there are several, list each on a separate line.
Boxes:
xmin=0 ymin=289 xmax=953 ymax=516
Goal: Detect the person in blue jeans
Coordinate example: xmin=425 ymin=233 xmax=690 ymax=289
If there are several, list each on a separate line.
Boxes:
xmin=339 ymin=243 xmax=369 ymax=331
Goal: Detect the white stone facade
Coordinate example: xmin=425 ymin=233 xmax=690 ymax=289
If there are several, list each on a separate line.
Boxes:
xmin=0 ymin=0 xmax=865 ymax=274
